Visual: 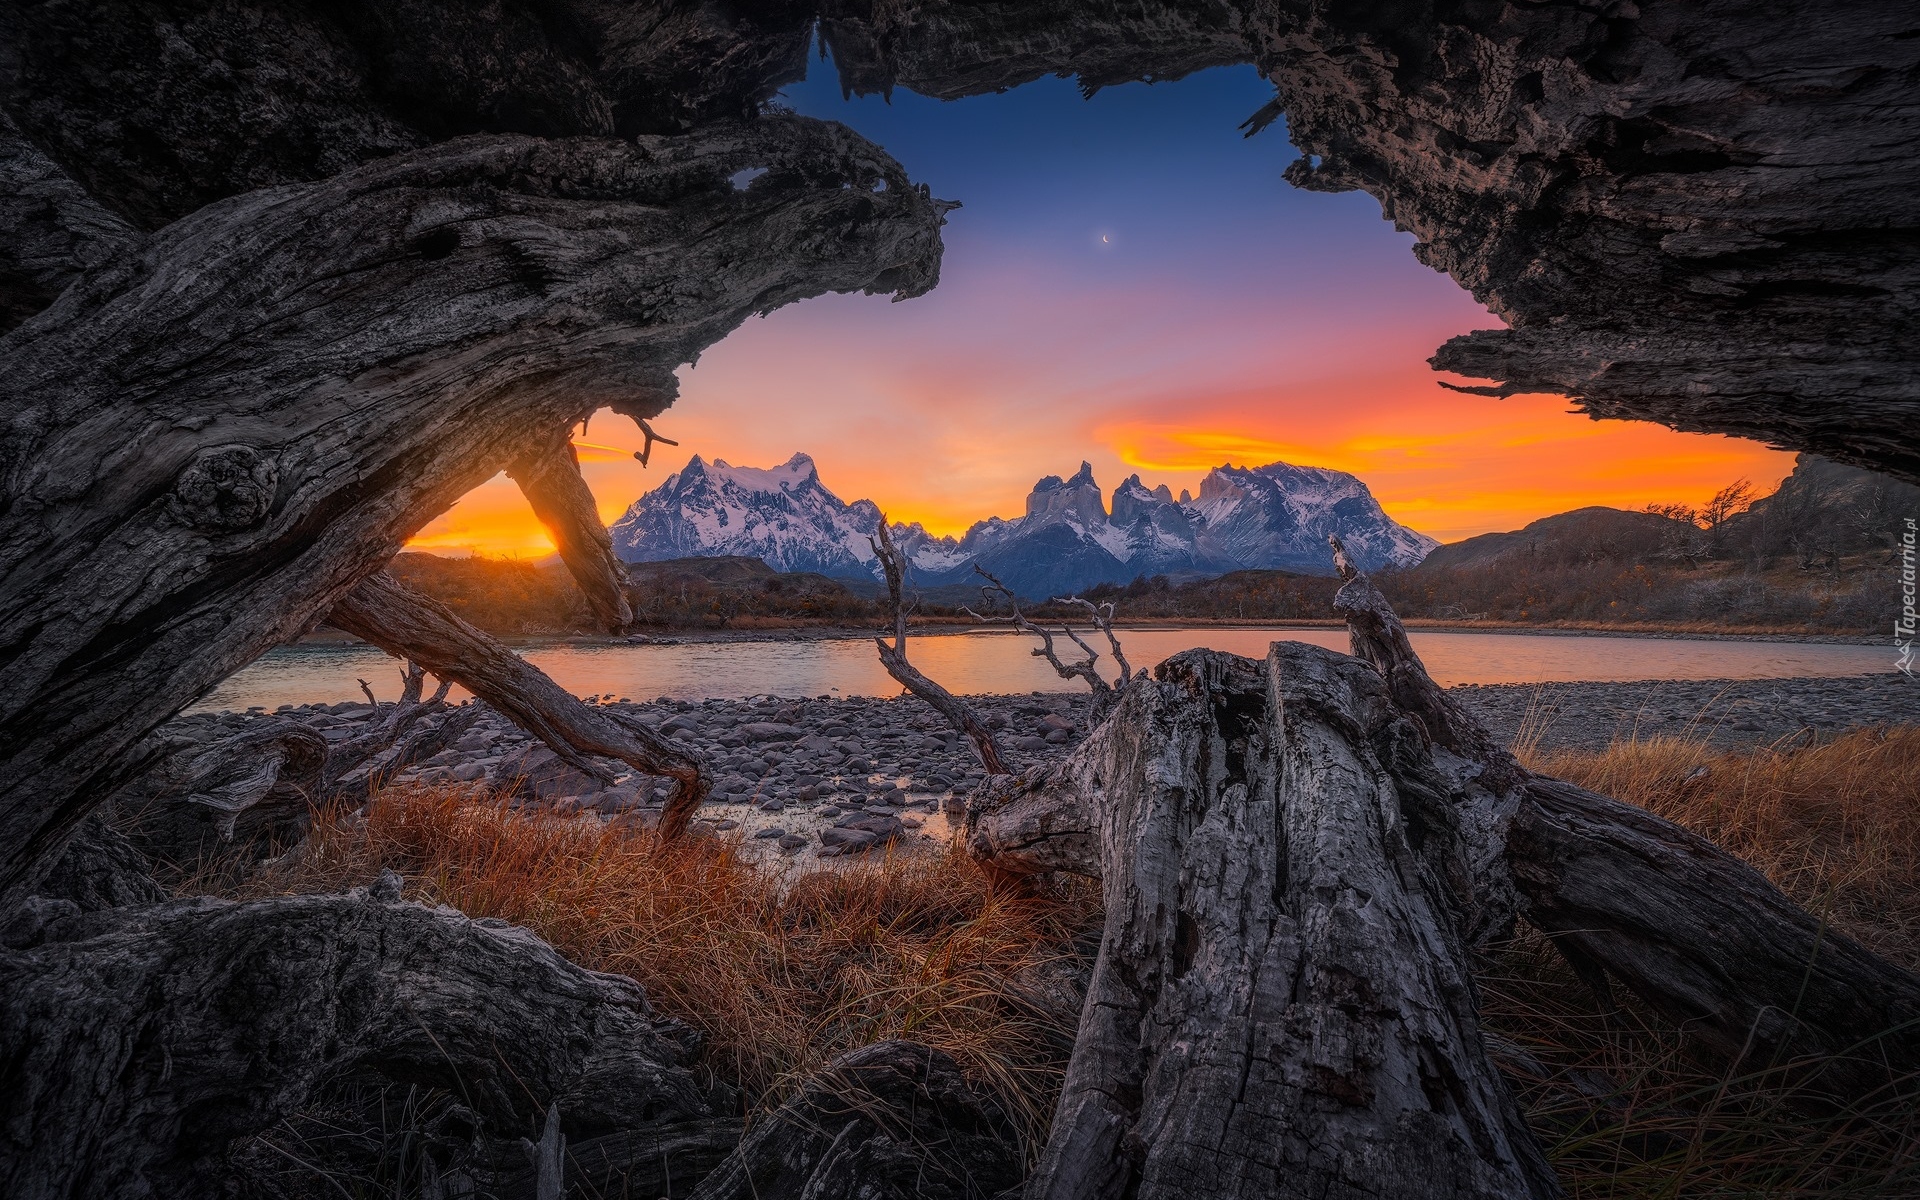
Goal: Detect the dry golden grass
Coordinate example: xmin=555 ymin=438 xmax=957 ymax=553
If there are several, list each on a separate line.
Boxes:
xmin=223 ymin=724 xmax=1920 ymax=1195
xmin=238 ymin=788 xmax=1095 ymax=1152
xmin=1519 ymin=726 xmax=1920 ymax=967
xmin=1492 ymin=724 xmax=1920 ymax=1196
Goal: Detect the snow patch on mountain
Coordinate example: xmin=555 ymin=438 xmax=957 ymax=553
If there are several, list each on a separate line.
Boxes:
xmin=610 ymin=452 xmax=1438 ymax=597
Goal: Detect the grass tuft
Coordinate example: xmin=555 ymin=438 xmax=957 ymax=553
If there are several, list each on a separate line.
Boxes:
xmin=236 ymin=788 xmax=1095 ymax=1154
xmin=219 ymin=723 xmax=1920 ymax=1196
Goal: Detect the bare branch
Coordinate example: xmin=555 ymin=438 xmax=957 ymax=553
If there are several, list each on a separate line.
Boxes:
xmin=510 ymin=433 xmax=634 ymax=634
xmin=328 ymin=572 xmax=712 ymax=838
xmin=964 ymin=569 xmax=1105 ymax=694
xmin=869 ymin=520 xmax=1011 ymax=776
xmin=964 ymin=569 xmax=1135 ymax=722
xmin=632 ymin=419 xmax=680 ymax=468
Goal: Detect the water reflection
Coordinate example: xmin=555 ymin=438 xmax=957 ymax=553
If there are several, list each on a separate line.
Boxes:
xmin=191 ymin=627 xmax=1892 ymax=712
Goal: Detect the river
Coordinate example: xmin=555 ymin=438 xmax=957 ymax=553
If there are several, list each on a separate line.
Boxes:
xmin=189 ymin=627 xmax=1895 ymax=712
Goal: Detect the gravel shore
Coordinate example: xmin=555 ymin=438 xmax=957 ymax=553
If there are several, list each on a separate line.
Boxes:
xmin=183 ymin=672 xmax=1915 ymax=868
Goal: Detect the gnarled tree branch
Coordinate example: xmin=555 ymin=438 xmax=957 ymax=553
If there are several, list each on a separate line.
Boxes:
xmin=964 ymin=568 xmax=1137 ymax=724
xmin=0 ymin=117 xmax=948 ymax=906
xmin=328 ymin=571 xmax=712 ymax=839
xmin=509 ymin=432 xmax=633 ymax=634
xmin=869 ymin=519 xmax=1010 ymax=776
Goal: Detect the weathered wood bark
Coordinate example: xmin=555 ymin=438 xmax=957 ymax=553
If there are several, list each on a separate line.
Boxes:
xmin=1512 ymin=776 xmax=1920 ymax=1095
xmin=689 ymin=1040 xmax=1022 ymax=1200
xmin=1019 ymin=646 xmax=1556 ymax=1199
xmin=329 ymin=571 xmax=712 ymax=838
xmin=91 ymin=664 xmax=474 ymax=871
xmin=0 ymin=873 xmax=719 ymax=1200
xmin=0 ymin=117 xmax=947 ymax=907
xmin=508 ymin=431 xmax=634 ymax=634
xmin=870 ymin=520 xmax=1012 ymax=775
xmin=23 ymin=818 xmax=165 ymax=912
xmin=973 ymin=617 xmax=1920 ymax=1191
xmin=1327 ymin=538 xmax=1920 ymax=1096
xmin=103 ymin=719 xmax=331 ymax=870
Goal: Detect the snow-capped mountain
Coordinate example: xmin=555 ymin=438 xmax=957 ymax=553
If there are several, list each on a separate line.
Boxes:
xmin=608 ymin=453 xmax=885 ymax=576
xmin=1184 ymin=461 xmax=1439 ymax=575
xmin=610 ymin=452 xmax=1437 ymax=598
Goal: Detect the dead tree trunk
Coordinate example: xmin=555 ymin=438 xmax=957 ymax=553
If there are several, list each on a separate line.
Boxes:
xmin=328 ymin=571 xmax=712 ymax=839
xmin=509 ymin=431 xmax=634 ymax=635
xmin=967 ymin=555 xmax=1920 ymax=1194
xmin=869 ymin=519 xmax=1011 ymax=775
xmin=1011 ymin=646 xmax=1557 ymax=1200
xmin=0 ymin=118 xmax=948 ymax=908
xmin=1327 ymin=535 xmax=1920 ymax=1096
xmin=0 ymin=873 xmax=720 ymax=1200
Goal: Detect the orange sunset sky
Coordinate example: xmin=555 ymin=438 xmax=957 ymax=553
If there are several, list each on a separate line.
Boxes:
xmin=411 ymin=67 xmax=1795 ymax=559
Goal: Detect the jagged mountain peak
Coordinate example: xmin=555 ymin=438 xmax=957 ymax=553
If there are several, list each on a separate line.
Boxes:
xmin=611 ymin=451 xmax=1438 ymax=598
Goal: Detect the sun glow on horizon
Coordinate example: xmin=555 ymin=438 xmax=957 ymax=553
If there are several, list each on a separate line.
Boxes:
xmin=406 ymin=397 xmax=1797 ymax=557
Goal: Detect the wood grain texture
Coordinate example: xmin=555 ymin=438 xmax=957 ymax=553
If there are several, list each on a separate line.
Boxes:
xmin=0 ymin=118 xmax=947 ymax=904
xmin=329 ymin=571 xmax=713 ymax=838
xmin=1024 ymin=646 xmax=1557 ymax=1200
xmin=0 ymin=876 xmax=718 ymax=1200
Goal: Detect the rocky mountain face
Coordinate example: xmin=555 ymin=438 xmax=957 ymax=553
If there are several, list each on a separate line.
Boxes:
xmin=612 ymin=453 xmax=1437 ymax=598
xmin=609 ymin=454 xmax=886 ymax=577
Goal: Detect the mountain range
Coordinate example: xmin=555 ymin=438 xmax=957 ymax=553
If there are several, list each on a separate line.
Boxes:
xmin=607 ymin=452 xmax=1438 ymax=599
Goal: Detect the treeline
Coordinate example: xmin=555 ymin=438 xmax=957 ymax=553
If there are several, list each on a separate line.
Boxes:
xmin=1024 ymin=456 xmax=1912 ymax=633
xmin=388 ymin=553 xmax=877 ymax=635
xmin=389 ymin=456 xmax=1912 ymax=638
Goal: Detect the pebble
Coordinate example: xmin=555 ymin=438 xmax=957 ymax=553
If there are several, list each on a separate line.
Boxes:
xmin=184 ymin=672 xmax=1917 ymax=873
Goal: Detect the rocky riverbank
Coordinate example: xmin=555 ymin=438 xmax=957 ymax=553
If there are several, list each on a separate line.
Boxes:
xmin=178 ymin=672 xmax=1916 ymax=868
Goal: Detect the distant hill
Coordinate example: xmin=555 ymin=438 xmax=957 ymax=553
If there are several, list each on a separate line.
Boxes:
xmin=610 ymin=452 xmax=1438 ymax=599
xmin=1419 ymin=507 xmax=1691 ymax=571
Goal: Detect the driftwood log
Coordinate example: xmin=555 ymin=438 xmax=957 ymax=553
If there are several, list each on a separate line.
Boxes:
xmin=329 ymin=570 xmax=713 ymax=839
xmin=87 ymin=659 xmax=478 ymax=872
xmin=0 ymin=116 xmax=948 ymax=907
xmin=1326 ymin=536 xmax=1920 ymax=1096
xmin=0 ymin=872 xmax=721 ymax=1200
xmin=967 ymin=549 xmax=1920 ymax=1196
xmin=989 ymin=645 xmax=1558 ymax=1199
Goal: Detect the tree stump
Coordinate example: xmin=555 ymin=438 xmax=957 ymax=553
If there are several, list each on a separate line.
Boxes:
xmin=1015 ymin=646 xmax=1557 ymax=1200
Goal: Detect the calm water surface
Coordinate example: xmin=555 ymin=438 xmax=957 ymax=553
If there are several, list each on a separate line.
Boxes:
xmin=190 ymin=628 xmax=1893 ymax=712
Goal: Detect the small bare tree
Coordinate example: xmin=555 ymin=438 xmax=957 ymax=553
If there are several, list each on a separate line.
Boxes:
xmin=869 ymin=519 xmax=1011 ymax=775
xmin=963 ymin=568 xmax=1139 ymax=723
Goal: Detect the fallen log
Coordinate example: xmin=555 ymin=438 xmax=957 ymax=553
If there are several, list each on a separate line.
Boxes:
xmin=508 ymin=432 xmax=634 ymax=635
xmin=1328 ymin=536 xmax=1920 ymax=1096
xmin=0 ymin=116 xmax=947 ymax=908
xmin=0 ymin=872 xmax=720 ymax=1200
xmin=689 ymin=1040 xmax=1022 ymax=1200
xmin=329 ymin=571 xmax=712 ymax=838
xmin=1016 ymin=646 xmax=1557 ymax=1200
xmin=88 ymin=662 xmax=474 ymax=873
